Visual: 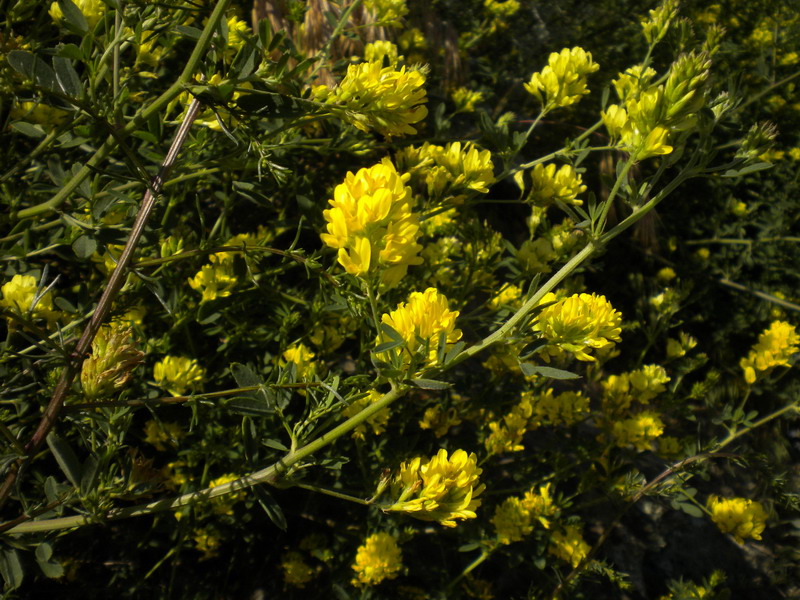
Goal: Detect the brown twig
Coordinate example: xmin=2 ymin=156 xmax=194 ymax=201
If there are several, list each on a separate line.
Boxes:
xmin=0 ymin=99 xmax=203 ymax=510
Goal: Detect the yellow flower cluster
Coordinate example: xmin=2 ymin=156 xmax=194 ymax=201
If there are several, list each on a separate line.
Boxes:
xmin=489 ymin=284 xmax=523 ymax=311
xmin=320 ymin=158 xmax=422 ymax=287
xmin=364 ymin=0 xmax=408 ymax=25
xmin=528 ymin=389 xmax=590 ymax=428
xmin=739 ymin=321 xmax=799 ymax=384
xmin=281 ymin=552 xmax=315 ymax=588
xmin=342 ymin=390 xmax=391 ymax=440
xmin=1 ymin=274 xmax=58 ymax=323
xmin=281 ymin=343 xmax=317 ymax=379
xmin=313 ymin=61 xmax=427 ymax=137
xmin=524 ymin=47 xmax=599 ymax=110
xmin=224 ymin=16 xmax=250 ymax=58
xmin=602 ymin=52 xmax=710 ymax=160
xmin=666 ymin=332 xmax=697 ymax=359
xmin=492 ymin=484 xmax=556 ymax=545
xmin=351 ymin=532 xmax=403 ymax=586
xmin=640 ymin=0 xmax=679 ymax=45
xmin=526 ymin=163 xmax=586 ymax=207
xmin=484 ymin=0 xmax=520 ymax=19
xmin=386 ymin=449 xmax=484 ymax=527
xmin=153 ymin=356 xmax=206 ymax=397
xmin=377 ymin=287 xmax=462 ymax=367
xmin=10 ymin=101 xmax=69 ymax=131
xmin=80 ymin=323 xmax=144 ymax=401
xmin=602 ymin=364 xmax=670 ymax=413
xmin=533 ymin=292 xmax=622 ymax=362
xmin=188 ymin=227 xmax=271 ymax=302
xmin=143 ymin=421 xmax=184 ymax=452
xmin=548 ymin=524 xmax=590 ymax=567
xmin=396 ymin=141 xmax=495 ymax=204
xmin=49 ymin=0 xmax=105 ymax=28
xmin=208 ymin=473 xmax=245 ymax=516
xmin=485 ymin=394 xmax=532 ymax=455
xmin=707 ymin=496 xmax=768 ymax=544
xmin=419 ymin=405 xmax=462 ymax=438
xmin=611 ymin=411 xmax=665 ymax=451
xmin=451 ymin=87 xmax=484 ymax=113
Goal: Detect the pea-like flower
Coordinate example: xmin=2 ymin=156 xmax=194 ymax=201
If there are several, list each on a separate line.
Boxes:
xmin=351 ymin=532 xmax=403 ymax=586
xmin=80 ymin=323 xmax=144 ymax=401
xmin=524 ymin=47 xmax=599 ymax=110
xmin=526 ymin=163 xmax=586 ymax=206
xmin=153 ymin=356 xmax=205 ymax=397
xmin=320 ymin=158 xmax=422 ymax=287
xmin=313 ymin=61 xmax=427 ymax=137
xmin=611 ymin=411 xmax=665 ymax=451
xmin=548 ymin=524 xmax=590 ymax=567
xmin=533 ymin=292 xmax=622 ymax=362
xmin=492 ymin=484 xmax=556 ymax=545
xmin=0 ymin=274 xmax=59 ymax=324
xmin=707 ymin=496 xmax=768 ymax=544
xmin=739 ymin=320 xmax=799 ymax=384
xmin=376 ymin=287 xmax=462 ymax=367
xmin=385 ymin=448 xmax=484 ymax=527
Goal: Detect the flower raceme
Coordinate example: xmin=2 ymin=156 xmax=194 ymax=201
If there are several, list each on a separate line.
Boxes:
xmin=351 ymin=532 xmax=403 ymax=586
xmin=707 ymin=496 xmax=768 ymax=544
xmin=313 ymin=60 xmax=427 ymax=137
xmin=526 ymin=162 xmax=586 ymax=207
xmin=320 ymin=158 xmax=422 ymax=288
xmin=386 ymin=448 xmax=484 ymax=527
xmin=739 ymin=320 xmax=799 ymax=384
xmin=153 ymin=356 xmax=206 ymax=397
xmin=533 ymin=292 xmax=622 ymax=362
xmin=80 ymin=323 xmax=144 ymax=401
xmin=0 ymin=274 xmax=58 ymax=324
xmin=492 ymin=484 xmax=557 ymax=545
xmin=524 ymin=47 xmax=599 ymax=111
xmin=375 ymin=287 xmax=462 ymax=368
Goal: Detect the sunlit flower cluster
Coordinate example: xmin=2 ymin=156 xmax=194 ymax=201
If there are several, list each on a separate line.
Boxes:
xmin=528 ymin=389 xmax=590 ymax=428
xmin=526 ymin=163 xmax=586 ymax=206
xmin=451 ymin=87 xmax=484 ymax=113
xmin=313 ymin=61 xmax=427 ymax=137
xmin=492 ymin=484 xmax=556 ymax=545
xmin=707 ymin=496 xmax=768 ymax=544
xmin=548 ymin=524 xmax=590 ymax=567
xmin=363 ymin=40 xmax=401 ymax=66
xmin=533 ymin=292 xmax=622 ymax=362
xmin=419 ymin=405 xmax=462 ymax=438
xmin=396 ymin=141 xmax=495 ymax=204
xmin=376 ymin=287 xmax=462 ymax=367
xmin=153 ymin=356 xmax=206 ymax=397
xmin=739 ymin=320 xmax=799 ymax=384
xmin=342 ymin=390 xmax=391 ymax=440
xmin=281 ymin=343 xmax=317 ymax=379
xmin=1 ymin=274 xmax=58 ymax=324
xmin=49 ymin=0 xmax=105 ymax=28
xmin=524 ymin=47 xmax=599 ymax=110
xmin=320 ymin=158 xmax=422 ymax=287
xmin=80 ymin=323 xmax=144 ymax=401
xmin=602 ymin=364 xmax=670 ymax=413
xmin=611 ymin=411 xmax=665 ymax=451
xmin=386 ymin=449 xmax=484 ymax=527
xmin=485 ymin=394 xmax=532 ymax=455
xmin=351 ymin=532 xmax=403 ymax=586
xmin=489 ymin=284 xmax=523 ymax=311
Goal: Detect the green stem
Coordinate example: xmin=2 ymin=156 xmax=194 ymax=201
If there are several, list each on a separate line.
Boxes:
xmin=447 ymin=547 xmax=493 ymax=591
xmin=291 ymin=482 xmax=371 ymax=506
xmin=13 ymin=0 xmax=233 ymax=221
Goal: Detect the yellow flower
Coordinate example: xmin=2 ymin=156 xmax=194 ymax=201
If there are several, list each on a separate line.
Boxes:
xmin=281 ymin=343 xmax=317 ymax=379
xmin=707 ymin=496 xmax=768 ymax=544
xmin=143 ymin=421 xmax=184 ymax=452
xmin=524 ymin=47 xmax=599 ymax=110
xmin=518 ymin=238 xmax=556 ymax=274
xmin=10 ymin=101 xmax=69 ymax=130
xmin=193 ymin=527 xmax=221 ymax=560
xmin=396 ymin=141 xmax=495 ymax=204
xmin=603 ymin=364 xmax=670 ymax=413
xmin=281 ymin=552 xmax=315 ymax=588
xmin=611 ymin=411 xmax=664 ymax=451
xmin=666 ymin=332 xmax=697 ymax=359
xmin=656 ymin=267 xmax=676 ymax=282
xmin=419 ymin=406 xmax=462 ymax=438
xmin=342 ymin=390 xmax=391 ymax=440
xmin=153 ymin=356 xmax=205 ymax=396
xmin=492 ymin=484 xmax=556 ymax=544
xmin=225 ymin=16 xmax=250 ymax=57
xmin=451 ymin=87 xmax=484 ymax=113
xmin=364 ymin=0 xmax=408 ymax=25
xmin=549 ymin=525 xmax=590 ymax=567
xmin=207 ymin=473 xmax=245 ymax=516
xmin=613 ymin=65 xmax=657 ymax=102
xmin=386 ymin=448 xmax=484 ymax=527
xmin=1 ymin=274 xmax=58 ymax=324
xmin=484 ymin=0 xmax=520 ymax=19
xmin=351 ymin=532 xmax=403 ymax=586
xmin=363 ymin=40 xmax=401 ymax=65
xmin=533 ymin=292 xmax=622 ymax=362
xmin=489 ymin=284 xmax=523 ymax=311
xmin=640 ymin=0 xmax=679 ymax=45
xmin=49 ymin=0 xmax=105 ymax=28
xmin=314 ymin=61 xmax=427 ymax=137
xmin=376 ymin=287 xmax=462 ymax=368
xmin=527 ymin=163 xmax=586 ymax=206
xmin=740 ymin=321 xmax=799 ymax=384
xmin=80 ymin=323 xmax=144 ymax=401
xmin=188 ymin=263 xmax=238 ymax=302
xmin=529 ymin=389 xmax=590 ymax=427
xmin=320 ymin=158 xmax=422 ymax=287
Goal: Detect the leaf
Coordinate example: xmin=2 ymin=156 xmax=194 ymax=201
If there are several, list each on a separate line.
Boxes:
xmin=7 ymin=51 xmax=59 ymax=92
xmin=36 ymin=559 xmax=64 ymax=579
xmin=411 ymin=378 xmax=451 ymax=390
xmin=458 ymin=543 xmax=481 ymax=552
xmin=519 ymin=363 xmax=581 ymax=380
xmin=53 ymin=56 xmax=83 ymax=99
xmin=676 ymin=502 xmax=703 ymax=518
xmin=71 ymin=234 xmax=97 ymax=259
xmin=175 ymin=25 xmax=202 ymax=40
xmin=721 ymin=162 xmax=772 ymax=178
xmin=253 ymin=485 xmax=287 ymax=531
xmin=56 ymin=0 xmax=88 ymax=33
xmin=262 ymin=438 xmax=288 ymax=452
xmin=0 ymin=548 xmax=24 ymax=590
xmin=231 ymin=362 xmax=261 ymax=390
xmin=236 ymin=91 xmax=319 ymax=118
xmin=47 ymin=433 xmax=81 ymax=488
xmin=242 ymin=417 xmax=258 ymax=465
xmin=10 ymin=122 xmax=46 ymax=138
xmin=372 ymin=339 xmax=404 ymax=354
xmin=226 ymin=397 xmax=274 ymax=417
xmin=80 ymin=454 xmax=99 ymax=496
xmin=56 ymin=43 xmax=83 ymax=61
xmin=34 ymin=543 xmax=53 ymax=563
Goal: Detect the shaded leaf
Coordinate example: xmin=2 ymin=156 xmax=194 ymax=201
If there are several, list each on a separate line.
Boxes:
xmin=519 ymin=363 xmax=581 ymax=380
xmin=253 ymin=485 xmax=287 ymax=531
xmin=47 ymin=432 xmax=81 ymax=488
